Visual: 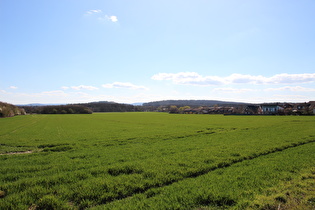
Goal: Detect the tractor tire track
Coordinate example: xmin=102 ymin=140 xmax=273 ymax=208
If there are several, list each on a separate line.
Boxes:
xmin=98 ymin=139 xmax=315 ymax=206
xmin=0 ymin=116 xmax=45 ymax=137
xmin=0 ymin=150 xmax=34 ymax=155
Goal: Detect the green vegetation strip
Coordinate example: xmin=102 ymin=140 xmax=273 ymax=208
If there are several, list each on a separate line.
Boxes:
xmin=93 ymin=142 xmax=315 ymax=210
xmin=91 ymin=138 xmax=315 ymax=208
xmin=251 ymin=166 xmax=315 ymax=210
xmin=0 ymin=113 xmax=314 ymax=209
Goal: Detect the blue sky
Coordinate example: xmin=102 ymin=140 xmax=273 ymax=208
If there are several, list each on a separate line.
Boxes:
xmin=1 ymin=0 xmax=315 ymax=104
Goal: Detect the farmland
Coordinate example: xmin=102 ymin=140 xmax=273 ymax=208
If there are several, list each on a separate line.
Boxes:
xmin=0 ymin=113 xmax=315 ymax=209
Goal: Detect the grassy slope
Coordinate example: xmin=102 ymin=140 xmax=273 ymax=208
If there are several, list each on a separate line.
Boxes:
xmin=0 ymin=113 xmax=314 ymax=209
xmin=95 ymin=142 xmax=315 ymax=210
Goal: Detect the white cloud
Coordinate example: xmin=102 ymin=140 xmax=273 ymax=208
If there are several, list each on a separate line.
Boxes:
xmin=226 ymin=73 xmax=315 ymax=84
xmin=265 ymin=86 xmax=315 ymax=92
xmin=84 ymin=10 xmax=118 ymax=23
xmin=102 ymin=82 xmax=148 ymax=90
xmin=268 ymin=94 xmax=311 ymax=102
xmin=7 ymin=90 xmax=68 ymax=98
xmin=107 ymin=15 xmax=118 ymax=22
xmin=213 ymin=87 xmax=255 ymax=93
xmin=9 ymin=86 xmax=18 ymax=89
xmin=62 ymin=85 xmax=99 ymax=91
xmin=268 ymin=73 xmax=315 ymax=84
xmin=98 ymin=15 xmax=118 ymax=23
xmin=152 ymin=72 xmax=200 ymax=81
xmin=40 ymin=90 xmax=68 ymax=97
xmin=226 ymin=74 xmax=266 ymax=84
xmin=152 ymin=72 xmax=224 ymax=85
xmin=152 ymin=72 xmax=315 ymax=86
xmin=61 ymin=86 xmax=69 ymax=90
xmin=85 ymin=9 xmax=102 ymax=15
xmin=71 ymin=85 xmax=99 ymax=91
xmin=0 ymin=90 xmax=72 ymax=104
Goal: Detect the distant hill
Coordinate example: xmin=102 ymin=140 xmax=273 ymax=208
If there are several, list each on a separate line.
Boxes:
xmin=13 ymin=100 xmax=249 ymax=114
xmin=16 ymin=101 xmax=142 ymax=114
xmin=76 ymin=101 xmax=142 ymax=112
xmin=143 ymin=100 xmax=248 ymax=107
xmin=18 ymin=103 xmax=66 ymax=106
xmin=0 ymin=102 xmax=26 ymax=117
xmin=131 ymin=102 xmax=144 ymax=106
xmin=18 ymin=104 xmax=92 ymax=114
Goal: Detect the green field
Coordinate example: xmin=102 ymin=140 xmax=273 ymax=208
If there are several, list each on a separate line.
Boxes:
xmin=0 ymin=113 xmax=315 ymax=209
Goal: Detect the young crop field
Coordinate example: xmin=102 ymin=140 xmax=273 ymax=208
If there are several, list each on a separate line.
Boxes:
xmin=0 ymin=113 xmax=314 ymax=209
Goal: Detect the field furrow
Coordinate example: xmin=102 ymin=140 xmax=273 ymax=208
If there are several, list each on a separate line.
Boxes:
xmin=0 ymin=113 xmax=314 ymax=209
xmin=93 ymin=142 xmax=315 ymax=210
xmin=89 ymin=138 xmax=315 ymax=208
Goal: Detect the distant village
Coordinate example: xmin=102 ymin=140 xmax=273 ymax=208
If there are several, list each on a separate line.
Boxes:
xmin=1 ymin=100 xmax=315 ymax=118
xmin=165 ymin=101 xmax=315 ymax=115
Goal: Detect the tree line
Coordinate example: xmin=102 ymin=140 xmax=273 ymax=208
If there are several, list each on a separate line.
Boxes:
xmin=76 ymin=101 xmax=142 ymax=112
xmin=20 ymin=105 xmax=92 ymax=114
xmin=19 ymin=102 xmax=143 ymax=114
xmin=0 ymin=102 xmax=26 ymax=118
xmin=143 ymin=100 xmax=247 ymax=107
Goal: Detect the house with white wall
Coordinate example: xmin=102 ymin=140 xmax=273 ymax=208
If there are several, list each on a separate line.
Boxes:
xmin=261 ymin=104 xmax=284 ymax=115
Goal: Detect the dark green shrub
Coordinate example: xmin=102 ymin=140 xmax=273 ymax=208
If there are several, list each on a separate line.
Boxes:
xmin=108 ymin=165 xmax=143 ymax=176
xmin=0 ymin=190 xmax=5 ymax=198
xmin=43 ymin=145 xmax=72 ymax=152
xmin=275 ymin=195 xmax=287 ymax=203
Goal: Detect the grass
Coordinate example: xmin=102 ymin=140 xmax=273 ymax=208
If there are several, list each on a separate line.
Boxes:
xmin=96 ymin=142 xmax=315 ymax=210
xmin=0 ymin=113 xmax=314 ymax=209
xmin=249 ymin=167 xmax=315 ymax=210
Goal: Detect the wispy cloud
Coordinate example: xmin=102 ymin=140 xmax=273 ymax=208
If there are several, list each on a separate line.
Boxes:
xmin=62 ymin=85 xmax=99 ymax=91
xmin=40 ymin=90 xmax=68 ymax=97
xmin=102 ymin=82 xmax=148 ymax=90
xmin=98 ymin=15 xmax=118 ymax=23
xmin=152 ymin=72 xmax=224 ymax=85
xmin=213 ymin=87 xmax=255 ymax=93
xmin=152 ymin=72 xmax=315 ymax=86
xmin=10 ymin=90 xmax=69 ymax=98
xmin=9 ymin=86 xmax=18 ymax=89
xmin=85 ymin=9 xmax=102 ymax=15
xmin=265 ymin=86 xmax=315 ymax=92
xmin=228 ymin=73 xmax=315 ymax=84
xmin=84 ymin=9 xmax=118 ymax=23
xmin=106 ymin=15 xmax=118 ymax=22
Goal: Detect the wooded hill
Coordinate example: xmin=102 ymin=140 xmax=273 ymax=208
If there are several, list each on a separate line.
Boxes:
xmin=76 ymin=101 xmax=143 ymax=112
xmin=20 ymin=105 xmax=92 ymax=114
xmin=19 ymin=101 xmax=141 ymax=114
xmin=17 ymin=100 xmax=249 ymax=114
xmin=143 ymin=100 xmax=248 ymax=108
xmin=0 ymin=102 xmax=26 ymax=117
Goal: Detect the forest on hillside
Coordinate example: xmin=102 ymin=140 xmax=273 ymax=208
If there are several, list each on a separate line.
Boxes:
xmin=76 ymin=101 xmax=142 ymax=112
xmin=143 ymin=100 xmax=247 ymax=107
xmin=20 ymin=105 xmax=92 ymax=114
xmin=0 ymin=102 xmax=26 ymax=117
